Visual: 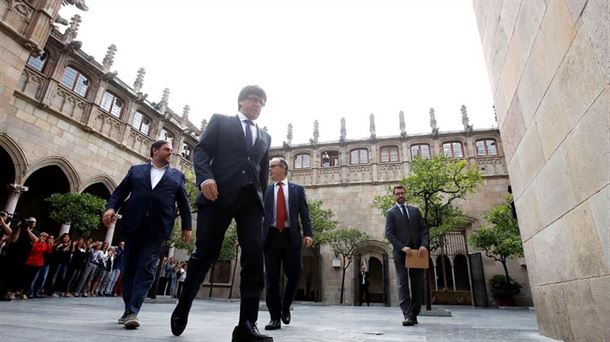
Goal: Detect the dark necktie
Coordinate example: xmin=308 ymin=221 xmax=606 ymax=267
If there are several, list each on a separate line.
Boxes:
xmin=400 ymin=205 xmax=408 ymax=217
xmin=244 ymin=119 xmax=253 ymax=151
xmin=276 ymin=182 xmax=287 ymax=231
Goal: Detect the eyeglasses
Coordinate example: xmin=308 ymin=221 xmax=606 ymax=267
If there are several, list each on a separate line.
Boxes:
xmin=269 ymin=164 xmax=281 ymax=169
xmin=245 ymin=95 xmax=265 ymax=106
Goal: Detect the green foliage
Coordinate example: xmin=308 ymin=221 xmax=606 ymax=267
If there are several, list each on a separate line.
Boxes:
xmin=170 ymin=168 xmax=198 ymax=252
xmin=319 ymin=228 xmax=369 ymax=269
xmin=308 ymin=200 xmax=337 ymax=247
xmin=218 ymin=222 xmax=238 ymax=261
xmin=183 ymin=167 xmax=199 ymax=208
xmin=373 ymin=156 xmax=482 ymax=250
xmin=469 ymin=196 xmax=523 ymax=263
xmin=46 ymin=192 xmax=106 ymax=237
xmin=489 ymin=274 xmax=522 ymax=299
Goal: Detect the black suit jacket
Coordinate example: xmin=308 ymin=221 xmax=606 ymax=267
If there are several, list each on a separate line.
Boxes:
xmin=385 ymin=204 xmax=429 ymax=263
xmin=106 ymin=163 xmax=192 ymax=240
xmin=358 ymin=271 xmax=370 ymax=287
xmin=262 ymin=181 xmax=312 ymax=248
xmin=193 ymin=114 xmax=271 ymax=209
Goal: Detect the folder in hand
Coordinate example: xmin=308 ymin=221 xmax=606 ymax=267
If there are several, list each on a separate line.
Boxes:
xmin=405 ymin=249 xmax=429 ymax=269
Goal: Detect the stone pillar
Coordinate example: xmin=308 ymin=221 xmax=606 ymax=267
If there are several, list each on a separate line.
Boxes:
xmin=168 ymin=247 xmax=176 ymax=258
xmin=3 ymin=184 xmax=28 ymax=214
xmin=59 ymin=223 xmax=70 ymax=236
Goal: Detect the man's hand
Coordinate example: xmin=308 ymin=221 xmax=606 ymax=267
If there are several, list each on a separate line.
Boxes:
xmin=401 ymin=246 xmax=413 ymax=257
xmin=201 ymin=179 xmax=218 ymax=201
xmin=303 ymin=236 xmax=313 ymax=248
xmin=102 ymin=209 xmax=115 ymax=227
xmin=181 ymin=230 xmax=192 ymax=244
xmin=418 ymin=246 xmax=428 ymax=257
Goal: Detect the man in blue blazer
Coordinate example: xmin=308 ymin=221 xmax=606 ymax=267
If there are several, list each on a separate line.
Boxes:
xmin=171 ymin=85 xmax=273 ymax=342
xmin=385 ymin=185 xmax=429 ymax=327
xmin=263 ymin=157 xmax=312 ymax=331
xmin=103 ymin=140 xmax=192 ymax=329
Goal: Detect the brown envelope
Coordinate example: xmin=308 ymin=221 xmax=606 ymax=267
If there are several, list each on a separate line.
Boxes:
xmin=405 ymin=249 xmax=429 ymax=269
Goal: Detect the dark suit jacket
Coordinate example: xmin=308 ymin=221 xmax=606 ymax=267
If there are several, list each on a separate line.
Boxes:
xmin=385 ymin=204 xmax=429 ymax=262
xmin=193 ymin=114 xmax=271 ymax=209
xmin=262 ymin=181 xmax=312 ymax=248
xmin=358 ymin=271 xmax=370 ymax=287
xmin=106 ymin=163 xmax=192 ymax=240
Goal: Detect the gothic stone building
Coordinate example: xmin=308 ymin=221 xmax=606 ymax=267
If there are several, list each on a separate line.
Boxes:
xmin=1 ymin=1 xmax=532 ymax=308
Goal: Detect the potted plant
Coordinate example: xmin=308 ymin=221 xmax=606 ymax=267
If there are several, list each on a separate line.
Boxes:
xmin=489 ymin=274 xmax=521 ymax=306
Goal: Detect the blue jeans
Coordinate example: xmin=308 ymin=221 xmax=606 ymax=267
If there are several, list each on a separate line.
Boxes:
xmin=122 ymin=236 xmax=165 ymax=314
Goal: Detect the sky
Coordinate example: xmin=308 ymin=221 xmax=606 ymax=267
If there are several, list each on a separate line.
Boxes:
xmin=59 ymin=0 xmax=495 ymax=147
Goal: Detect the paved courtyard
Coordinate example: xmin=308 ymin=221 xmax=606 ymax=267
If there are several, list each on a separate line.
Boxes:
xmin=0 ymin=297 xmax=558 ymax=342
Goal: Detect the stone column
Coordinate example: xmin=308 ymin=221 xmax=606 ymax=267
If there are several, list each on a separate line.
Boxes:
xmin=3 ymin=184 xmax=28 ymax=214
xmin=59 ymin=223 xmax=71 ymax=236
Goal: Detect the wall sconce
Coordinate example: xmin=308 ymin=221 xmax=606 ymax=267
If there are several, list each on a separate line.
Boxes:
xmin=332 ymin=253 xmax=341 ymax=268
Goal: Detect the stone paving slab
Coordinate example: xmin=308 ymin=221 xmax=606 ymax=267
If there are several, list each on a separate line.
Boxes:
xmin=0 ymin=297 xmax=559 ymax=342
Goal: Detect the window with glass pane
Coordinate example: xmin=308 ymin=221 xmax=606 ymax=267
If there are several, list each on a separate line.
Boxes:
xmin=443 ymin=142 xmax=463 ymax=158
xmin=100 ymin=91 xmax=123 ymax=117
xmin=294 ymin=154 xmax=311 ymax=169
xmin=132 ymin=111 xmax=150 ymax=135
xmin=321 ymin=151 xmax=339 ymax=167
xmin=350 ymin=149 xmax=368 ymax=164
xmin=380 ymin=146 xmax=399 ymax=163
xmin=410 ymin=144 xmax=431 ymax=159
xmin=181 ymin=144 xmax=192 ymax=159
xmin=160 ymin=128 xmax=174 ymax=145
xmin=26 ymin=50 xmax=47 ymax=72
xmin=475 ymin=139 xmax=497 ymax=156
xmin=61 ymin=66 xmax=89 ymax=97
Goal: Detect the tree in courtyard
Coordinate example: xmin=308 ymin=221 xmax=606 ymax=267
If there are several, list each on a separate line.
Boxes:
xmin=319 ymin=228 xmax=369 ymax=304
xmin=46 ymin=192 xmax=106 ymax=237
xmin=469 ymin=196 xmax=523 ymax=300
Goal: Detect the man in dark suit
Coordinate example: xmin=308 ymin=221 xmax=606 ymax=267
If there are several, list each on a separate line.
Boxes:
xmin=358 ymin=265 xmax=370 ymax=306
xmin=102 ymin=140 xmax=192 ymax=329
xmin=171 ymin=85 xmax=273 ymax=342
xmin=263 ymin=157 xmax=312 ymax=331
xmin=384 ymin=185 xmax=429 ymax=327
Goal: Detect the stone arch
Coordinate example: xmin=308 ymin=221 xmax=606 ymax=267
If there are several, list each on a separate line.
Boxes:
xmin=0 ymin=133 xmax=28 ymax=184
xmin=354 ymin=240 xmax=391 ymax=305
xmin=25 ymin=156 xmax=80 ymax=193
xmin=80 ymin=175 xmax=116 ymax=194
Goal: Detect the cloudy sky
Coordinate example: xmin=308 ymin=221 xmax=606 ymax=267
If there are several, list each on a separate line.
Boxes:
xmin=59 ymin=0 xmax=494 ymax=146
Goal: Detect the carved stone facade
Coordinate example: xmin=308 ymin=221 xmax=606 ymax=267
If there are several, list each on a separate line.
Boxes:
xmin=473 ymin=1 xmax=608 ymax=341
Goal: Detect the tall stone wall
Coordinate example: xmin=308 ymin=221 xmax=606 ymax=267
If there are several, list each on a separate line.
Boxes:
xmin=473 ymin=1 xmax=608 ymax=340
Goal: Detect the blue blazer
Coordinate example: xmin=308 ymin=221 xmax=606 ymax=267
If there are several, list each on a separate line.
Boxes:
xmin=106 ymin=163 xmax=192 ymax=240
xmin=262 ymin=182 xmax=313 ymax=248
xmin=193 ymin=114 xmax=271 ymax=209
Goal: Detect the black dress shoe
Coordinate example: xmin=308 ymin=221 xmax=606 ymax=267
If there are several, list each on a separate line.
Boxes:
xmin=232 ymin=321 xmax=273 ymax=342
xmin=402 ymin=317 xmax=416 ymax=326
xmin=264 ymin=319 xmax=281 ymax=330
xmin=170 ymin=302 xmax=190 ymax=336
xmin=281 ymin=309 xmax=291 ymax=325
xmin=411 ymin=316 xmax=418 ymax=324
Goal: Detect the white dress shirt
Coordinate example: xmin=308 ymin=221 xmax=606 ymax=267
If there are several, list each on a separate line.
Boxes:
xmin=150 ymin=164 xmax=168 ymax=189
xmin=237 ymin=111 xmax=257 ymax=147
xmin=272 ymin=179 xmax=290 ymax=228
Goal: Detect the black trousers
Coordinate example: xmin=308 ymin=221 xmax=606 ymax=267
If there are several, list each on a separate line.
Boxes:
xmin=264 ymin=229 xmax=302 ymax=320
xmin=359 ymin=284 xmax=370 ymax=306
xmin=178 ymin=186 xmax=265 ymax=324
xmin=394 ymin=261 xmax=424 ymax=318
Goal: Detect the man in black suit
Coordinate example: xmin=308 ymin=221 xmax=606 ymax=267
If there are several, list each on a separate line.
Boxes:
xmin=358 ymin=265 xmax=370 ymax=306
xmin=384 ymin=185 xmax=429 ymax=327
xmin=103 ymin=140 xmax=192 ymax=329
xmin=263 ymin=157 xmax=312 ymax=331
xmin=171 ymin=85 xmax=273 ymax=342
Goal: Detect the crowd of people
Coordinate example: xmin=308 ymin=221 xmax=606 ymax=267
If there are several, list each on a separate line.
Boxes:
xmin=0 ymin=211 xmax=187 ymax=301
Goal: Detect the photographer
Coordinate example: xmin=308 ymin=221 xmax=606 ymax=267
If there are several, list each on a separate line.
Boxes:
xmin=4 ymin=217 xmax=38 ymax=299
xmin=0 ymin=211 xmax=13 ymax=300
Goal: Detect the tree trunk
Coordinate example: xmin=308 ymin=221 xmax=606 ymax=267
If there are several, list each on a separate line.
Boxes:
xmin=340 ymin=266 xmax=346 ymax=304
xmin=425 ymin=267 xmax=432 ymax=310
xmin=440 ymin=239 xmax=448 ymax=290
xmin=501 ymin=259 xmax=511 ymax=290
xmin=228 ymin=245 xmax=238 ymax=299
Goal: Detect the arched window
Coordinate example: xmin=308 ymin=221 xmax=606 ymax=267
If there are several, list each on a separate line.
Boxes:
xmin=410 ymin=144 xmax=431 ymax=159
xmin=475 ymin=139 xmax=498 ymax=156
xmin=350 ymin=148 xmax=368 ymax=164
xmin=442 ymin=142 xmax=463 ymax=158
xmin=132 ymin=111 xmax=151 ymax=135
xmin=26 ymin=50 xmax=48 ymax=72
xmin=159 ymin=128 xmax=174 ymax=146
xmin=181 ymin=143 xmax=192 ymax=159
xmin=380 ymin=146 xmax=399 ymax=163
xmin=321 ymin=151 xmax=339 ymax=167
xmin=294 ymin=154 xmax=311 ymax=169
xmin=100 ymin=91 xmax=123 ymax=117
xmin=61 ymin=66 xmax=89 ymax=97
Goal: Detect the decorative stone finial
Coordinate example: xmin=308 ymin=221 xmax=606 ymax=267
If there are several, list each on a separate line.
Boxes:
xmin=461 ymin=105 xmax=473 ymax=133
xmin=286 ymin=123 xmax=293 ymax=145
xmin=63 ymin=14 xmax=82 ymax=43
xmin=159 ymin=88 xmax=170 ymax=113
xmin=340 ymin=117 xmax=346 ymax=143
xmin=182 ymin=105 xmax=190 ymax=121
xmin=200 ymin=119 xmax=208 ymax=131
xmin=102 ymin=44 xmax=117 ymax=72
xmin=310 ymin=120 xmax=319 ymax=144
xmin=369 ymin=113 xmax=376 ymax=140
xmin=133 ymin=68 xmax=146 ymax=93
xmin=430 ymin=108 xmax=439 ymax=137
xmin=399 ymin=110 xmax=406 ymax=137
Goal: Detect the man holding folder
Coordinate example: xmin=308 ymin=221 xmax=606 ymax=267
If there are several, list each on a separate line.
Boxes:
xmin=384 ymin=185 xmax=429 ymax=326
